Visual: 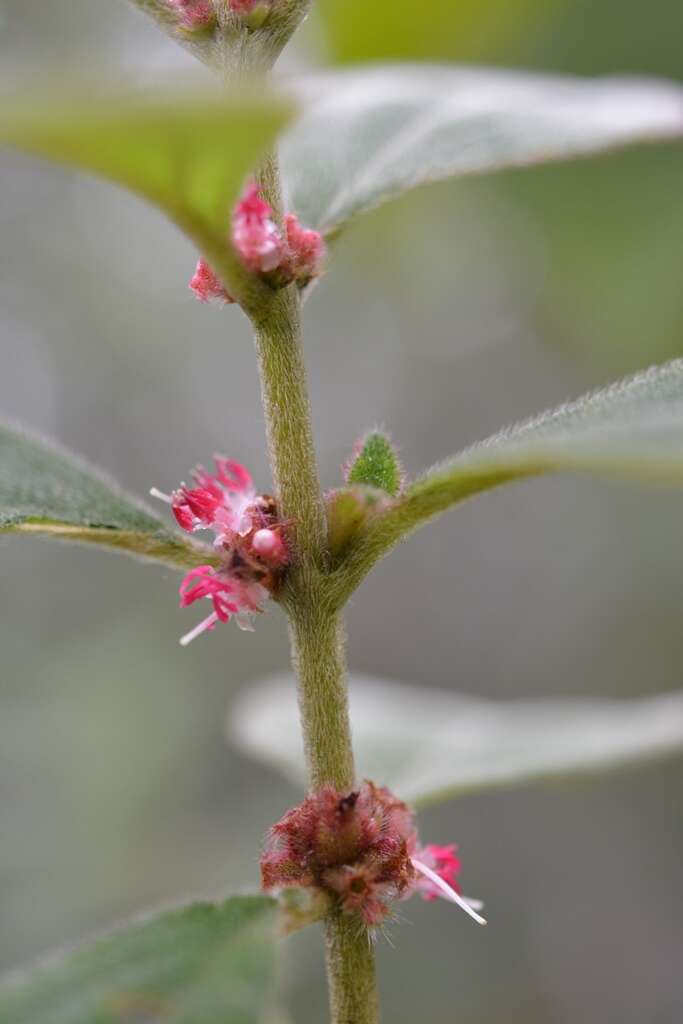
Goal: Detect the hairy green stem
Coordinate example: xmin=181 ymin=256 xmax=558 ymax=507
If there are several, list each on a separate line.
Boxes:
xmin=253 ymin=285 xmax=326 ymax=576
xmin=287 ymin=601 xmax=354 ymax=790
xmin=251 ymin=158 xmax=379 ymax=1024
xmin=325 ymin=913 xmax=380 ymax=1024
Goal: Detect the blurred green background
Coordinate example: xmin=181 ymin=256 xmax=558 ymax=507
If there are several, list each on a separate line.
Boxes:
xmin=1 ymin=1 xmax=682 ymax=1021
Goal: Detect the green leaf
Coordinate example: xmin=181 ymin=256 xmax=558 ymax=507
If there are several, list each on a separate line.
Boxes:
xmin=0 ymin=422 xmax=208 ymax=570
xmin=330 ymin=359 xmax=683 ymax=602
xmin=229 ymin=676 xmax=683 ymax=808
xmin=0 ymin=894 xmax=279 ymax=1024
xmin=345 ymin=431 xmax=403 ymax=496
xmin=0 ymin=84 xmax=292 ymax=306
xmin=281 ymin=65 xmax=683 ymax=235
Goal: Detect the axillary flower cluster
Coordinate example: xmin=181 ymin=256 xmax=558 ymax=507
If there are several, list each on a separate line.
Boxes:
xmin=190 ymin=182 xmax=326 ymax=304
xmin=262 ymin=781 xmax=486 ymax=928
xmin=167 ymin=0 xmax=273 ymax=32
xmin=151 ymin=457 xmax=289 ymax=645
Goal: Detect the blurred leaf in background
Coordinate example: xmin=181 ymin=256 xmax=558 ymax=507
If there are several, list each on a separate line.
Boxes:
xmin=0 ymin=895 xmax=279 ymax=1024
xmin=229 ymin=675 xmax=683 ymax=805
xmin=314 ymin=0 xmax=561 ymax=64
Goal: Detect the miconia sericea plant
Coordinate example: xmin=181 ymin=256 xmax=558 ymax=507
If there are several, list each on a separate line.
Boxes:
xmin=2 ymin=2 xmax=683 ymax=1022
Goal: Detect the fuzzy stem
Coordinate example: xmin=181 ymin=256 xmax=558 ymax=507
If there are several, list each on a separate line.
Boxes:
xmin=325 ymin=912 xmax=380 ymax=1024
xmin=251 ymin=158 xmax=379 ymax=1024
xmin=287 ymin=601 xmax=354 ymax=790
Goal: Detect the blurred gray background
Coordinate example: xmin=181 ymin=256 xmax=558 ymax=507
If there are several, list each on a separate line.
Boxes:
xmin=1 ymin=1 xmax=682 ymax=1021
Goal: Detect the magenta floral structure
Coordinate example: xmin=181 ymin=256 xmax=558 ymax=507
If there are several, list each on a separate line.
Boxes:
xmin=261 ymin=781 xmax=485 ymax=927
xmin=151 ymin=456 xmax=289 ymax=644
xmin=190 ymin=182 xmax=326 ymax=303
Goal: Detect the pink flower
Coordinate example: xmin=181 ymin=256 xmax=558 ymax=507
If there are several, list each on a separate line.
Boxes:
xmin=411 ymin=843 xmax=462 ymax=901
xmin=408 ymin=846 xmax=485 ymax=924
xmin=284 ymin=214 xmax=326 ymax=284
xmin=261 ymin=781 xmax=485 ymax=927
xmin=189 ymin=260 xmax=234 ymax=304
xmin=167 ymin=0 xmax=215 ymax=29
xmin=152 ymin=455 xmax=256 ymax=546
xmin=187 ymin=184 xmax=325 ymax=301
xmin=151 ymin=457 xmax=289 ymax=644
xmin=232 ymin=183 xmax=285 ymax=274
xmin=178 ymin=565 xmax=266 ymax=645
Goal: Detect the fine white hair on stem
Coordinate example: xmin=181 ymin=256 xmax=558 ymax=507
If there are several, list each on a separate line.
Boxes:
xmin=411 ymin=858 xmax=487 ymax=926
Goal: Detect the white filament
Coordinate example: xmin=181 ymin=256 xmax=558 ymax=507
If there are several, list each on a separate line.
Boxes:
xmin=411 ymin=858 xmax=487 ymax=926
xmin=179 ymin=611 xmax=218 ymax=647
xmin=149 ymin=487 xmax=172 ymax=504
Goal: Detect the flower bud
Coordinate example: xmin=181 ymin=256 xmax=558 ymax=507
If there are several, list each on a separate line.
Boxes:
xmin=230 ymin=0 xmax=272 ymax=29
xmin=189 ymin=259 xmax=234 ymax=303
xmin=231 ymin=183 xmax=285 ymax=274
xmin=167 ymin=0 xmax=216 ymax=32
xmin=284 ymin=214 xmax=326 ymax=285
xmin=251 ymin=527 xmax=289 ymax=568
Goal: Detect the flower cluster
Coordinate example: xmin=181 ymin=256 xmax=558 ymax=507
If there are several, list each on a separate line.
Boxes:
xmin=261 ymin=781 xmax=485 ymax=927
xmin=167 ymin=0 xmax=271 ymax=30
xmin=190 ymin=182 xmax=326 ymax=304
xmin=151 ymin=457 xmax=289 ymax=645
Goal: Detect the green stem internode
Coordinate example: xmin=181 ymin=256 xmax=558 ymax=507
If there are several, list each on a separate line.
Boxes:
xmin=250 ymin=157 xmax=379 ymax=1022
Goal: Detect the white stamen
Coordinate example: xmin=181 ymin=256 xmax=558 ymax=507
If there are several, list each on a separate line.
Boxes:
xmin=150 ymin=487 xmax=172 ymax=504
xmin=411 ymin=858 xmax=487 ymax=926
xmin=179 ymin=611 xmax=218 ymax=647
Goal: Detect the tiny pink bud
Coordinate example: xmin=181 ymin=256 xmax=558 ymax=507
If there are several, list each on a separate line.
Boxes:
xmin=167 ymin=0 xmax=216 ymax=30
xmin=189 ymin=259 xmax=234 ymax=304
xmin=232 ymin=183 xmax=286 ymax=274
xmin=284 ymin=214 xmax=326 ymax=284
xmin=252 ymin=527 xmax=288 ymax=567
xmin=230 ymin=0 xmax=272 ymax=28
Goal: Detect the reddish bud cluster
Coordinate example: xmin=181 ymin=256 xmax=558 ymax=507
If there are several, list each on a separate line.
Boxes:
xmin=190 ymin=182 xmax=326 ymax=304
xmin=262 ymin=782 xmax=486 ymax=928
xmin=262 ymin=782 xmax=417 ymax=926
xmin=167 ymin=0 xmax=216 ymax=30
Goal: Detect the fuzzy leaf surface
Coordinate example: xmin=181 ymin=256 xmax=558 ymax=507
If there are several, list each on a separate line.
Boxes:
xmin=332 ymin=360 xmax=683 ymax=600
xmin=346 ymin=432 xmax=403 ymax=496
xmin=230 ymin=676 xmax=683 ymax=807
xmin=0 ymin=894 xmax=278 ymax=1024
xmin=0 ymin=422 xmax=206 ymax=569
xmin=281 ymin=64 xmax=683 ymax=235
